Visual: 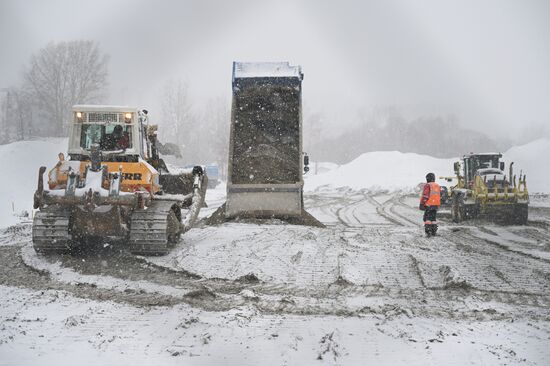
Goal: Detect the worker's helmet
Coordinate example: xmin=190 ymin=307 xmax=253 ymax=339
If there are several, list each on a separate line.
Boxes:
xmin=426 ymin=172 xmax=435 ymax=182
xmin=113 ymin=125 xmax=123 ymax=134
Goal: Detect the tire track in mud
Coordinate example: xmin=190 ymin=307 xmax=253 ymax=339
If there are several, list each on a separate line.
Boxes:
xmin=334 ymin=192 xmax=372 ymax=228
xmin=461 ymin=226 xmax=550 ymax=265
xmin=371 ymin=193 xmax=424 ymax=228
xmin=509 ymin=226 xmax=550 ymax=243
xmin=434 ymin=229 xmax=550 ymax=295
xmin=408 ymin=254 xmax=426 ymax=288
xmin=369 ymin=195 xmax=409 ymax=227
xmin=303 ymin=193 xmax=344 ymax=225
xmin=335 ymin=206 xmax=352 ymax=228
xmin=309 ymin=191 xmax=395 ymax=228
xmin=389 ymin=195 xmax=550 ymax=295
xmin=393 ymin=195 xmax=425 ymax=226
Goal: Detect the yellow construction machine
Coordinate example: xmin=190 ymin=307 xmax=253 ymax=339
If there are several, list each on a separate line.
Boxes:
xmin=446 ymin=153 xmax=529 ymax=224
xmin=32 ymin=105 xmax=207 ymax=255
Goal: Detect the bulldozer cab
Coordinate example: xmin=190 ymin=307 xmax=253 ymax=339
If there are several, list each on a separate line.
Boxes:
xmin=68 ymin=105 xmax=147 ymax=162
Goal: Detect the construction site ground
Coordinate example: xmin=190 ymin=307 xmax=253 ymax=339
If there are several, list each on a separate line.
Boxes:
xmin=1 ymin=185 xmax=550 ymax=365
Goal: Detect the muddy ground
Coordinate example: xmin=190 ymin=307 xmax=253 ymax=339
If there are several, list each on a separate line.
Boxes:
xmin=1 ymin=188 xmax=550 ymax=365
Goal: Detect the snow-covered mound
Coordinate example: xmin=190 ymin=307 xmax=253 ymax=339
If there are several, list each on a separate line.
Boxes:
xmin=504 ymin=138 xmax=550 ymax=194
xmin=305 ymin=138 xmax=550 ymax=193
xmin=0 ymin=139 xmax=67 ymax=228
xmin=305 ymin=151 xmax=455 ymax=192
xmin=309 ymin=161 xmax=339 ymax=175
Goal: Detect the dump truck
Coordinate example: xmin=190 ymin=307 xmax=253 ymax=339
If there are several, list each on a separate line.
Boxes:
xmin=448 ymin=153 xmax=529 ymax=224
xmin=32 ymin=105 xmax=207 ymax=255
xmin=222 ymin=61 xmax=320 ymax=226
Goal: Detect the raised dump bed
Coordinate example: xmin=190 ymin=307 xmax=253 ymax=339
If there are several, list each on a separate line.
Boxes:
xmin=221 ymin=62 xmax=321 ymax=226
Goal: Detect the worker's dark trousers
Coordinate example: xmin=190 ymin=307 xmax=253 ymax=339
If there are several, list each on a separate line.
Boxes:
xmin=423 ymin=206 xmax=438 ymax=224
xmin=423 ymin=206 xmax=438 ymax=235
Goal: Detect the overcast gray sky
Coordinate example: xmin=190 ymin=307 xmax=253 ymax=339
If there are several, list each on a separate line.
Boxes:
xmin=1 ymin=0 xmax=549 ymax=138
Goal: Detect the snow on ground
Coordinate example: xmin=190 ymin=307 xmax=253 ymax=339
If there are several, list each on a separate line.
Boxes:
xmin=305 ymin=138 xmax=550 ymax=193
xmin=2 ymin=138 xmax=550 ymax=365
xmin=2 ymin=285 xmax=549 ymax=366
xmin=0 ymin=138 xmax=67 ymax=228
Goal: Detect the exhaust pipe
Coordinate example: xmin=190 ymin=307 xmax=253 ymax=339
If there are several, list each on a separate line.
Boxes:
xmin=33 ymin=166 xmax=47 ymax=209
xmin=90 ymin=144 xmax=101 ymax=172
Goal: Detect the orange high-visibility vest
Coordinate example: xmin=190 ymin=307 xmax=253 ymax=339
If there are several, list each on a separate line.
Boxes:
xmin=426 ymin=182 xmax=441 ymax=206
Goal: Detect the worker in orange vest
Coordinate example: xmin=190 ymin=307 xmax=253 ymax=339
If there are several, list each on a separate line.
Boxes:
xmin=419 ymin=172 xmax=441 ymax=237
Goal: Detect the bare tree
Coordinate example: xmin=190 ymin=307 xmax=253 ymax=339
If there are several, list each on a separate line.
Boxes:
xmin=199 ymin=97 xmax=230 ymax=177
xmin=159 ymin=79 xmax=193 ymax=149
xmin=303 ymin=110 xmax=324 ymax=153
xmin=0 ymin=89 xmax=10 ymax=144
xmin=23 ymin=40 xmax=109 ymax=136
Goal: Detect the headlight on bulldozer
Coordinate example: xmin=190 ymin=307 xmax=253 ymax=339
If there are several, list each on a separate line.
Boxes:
xmin=75 ymin=112 xmax=84 ymax=122
xmin=124 ymin=113 xmax=132 ymax=123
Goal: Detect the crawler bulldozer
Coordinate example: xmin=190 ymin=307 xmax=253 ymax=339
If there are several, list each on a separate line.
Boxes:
xmin=32 ymin=105 xmax=207 ymax=255
xmin=447 ymin=153 xmax=529 ymax=224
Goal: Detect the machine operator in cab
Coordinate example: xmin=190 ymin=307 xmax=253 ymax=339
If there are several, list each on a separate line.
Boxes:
xmin=419 ymin=172 xmax=441 ymax=237
xmin=101 ymin=125 xmax=130 ymax=150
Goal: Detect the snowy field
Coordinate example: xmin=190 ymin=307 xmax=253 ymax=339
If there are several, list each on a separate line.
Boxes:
xmin=1 ymin=138 xmax=550 ymax=365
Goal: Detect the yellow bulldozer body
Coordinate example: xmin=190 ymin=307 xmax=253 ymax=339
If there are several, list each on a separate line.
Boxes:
xmin=48 ymin=159 xmax=160 ymax=194
xmin=32 ymin=105 xmax=208 ymax=255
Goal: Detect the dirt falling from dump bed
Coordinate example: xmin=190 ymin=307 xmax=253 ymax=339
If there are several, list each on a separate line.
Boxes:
xmin=204 ymin=203 xmax=324 ymax=227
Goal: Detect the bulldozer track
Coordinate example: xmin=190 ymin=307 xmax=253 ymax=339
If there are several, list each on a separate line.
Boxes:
xmin=374 ymin=197 xmax=406 ymax=226
xmin=129 ymin=200 xmax=181 ymax=255
xmin=32 ymin=207 xmax=71 ymax=254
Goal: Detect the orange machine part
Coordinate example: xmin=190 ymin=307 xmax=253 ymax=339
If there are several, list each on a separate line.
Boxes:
xmin=48 ymin=160 xmax=160 ymax=194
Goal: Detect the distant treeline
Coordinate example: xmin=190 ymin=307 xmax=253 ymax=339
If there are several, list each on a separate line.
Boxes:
xmin=307 ymin=115 xmax=510 ymax=164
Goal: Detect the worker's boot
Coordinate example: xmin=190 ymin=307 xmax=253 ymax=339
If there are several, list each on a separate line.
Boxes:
xmin=424 ymin=224 xmax=432 ymax=237
xmin=430 ymin=224 xmax=438 ymax=236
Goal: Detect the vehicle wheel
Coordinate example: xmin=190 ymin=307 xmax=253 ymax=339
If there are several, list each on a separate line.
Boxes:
xmin=464 ymin=204 xmax=478 ymax=220
xmin=451 ymin=194 xmax=465 ymax=223
xmin=514 ymin=204 xmax=528 ymax=225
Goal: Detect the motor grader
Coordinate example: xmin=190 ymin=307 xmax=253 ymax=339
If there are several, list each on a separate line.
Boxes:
xmin=446 ymin=153 xmax=529 ymax=224
xmin=32 ymin=105 xmax=207 ymax=255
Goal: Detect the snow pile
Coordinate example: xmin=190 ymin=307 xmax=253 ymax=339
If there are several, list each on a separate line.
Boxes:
xmin=305 ymin=151 xmax=455 ymax=192
xmin=309 ymin=161 xmax=340 ymax=175
xmin=0 ymin=138 xmax=67 ymax=228
xmin=504 ymin=138 xmax=550 ymax=194
xmin=233 ymin=61 xmax=302 ymax=78
xmin=305 ymin=139 xmax=550 ymax=193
